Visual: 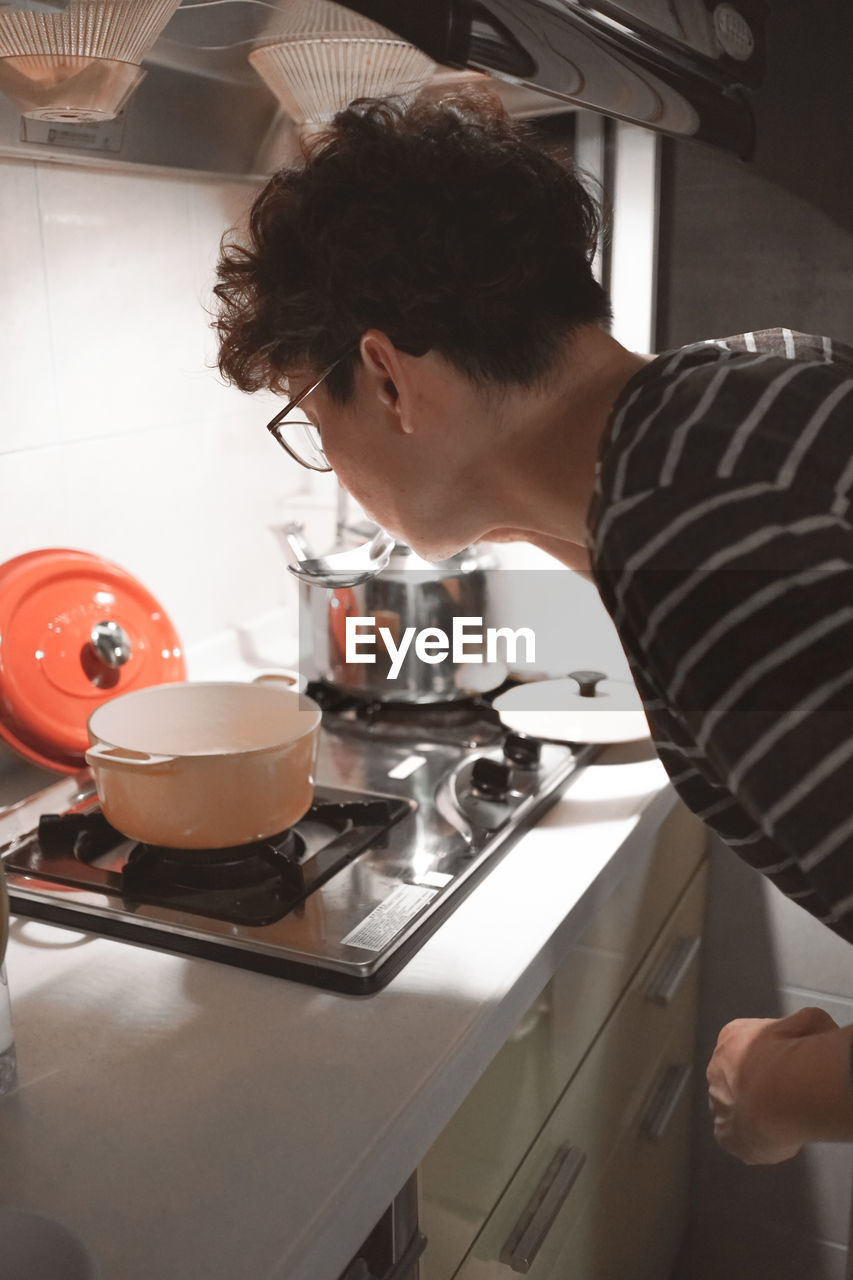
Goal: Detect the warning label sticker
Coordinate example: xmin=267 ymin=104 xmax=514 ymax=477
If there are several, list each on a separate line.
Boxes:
xmin=341 ymin=884 xmax=438 ymax=952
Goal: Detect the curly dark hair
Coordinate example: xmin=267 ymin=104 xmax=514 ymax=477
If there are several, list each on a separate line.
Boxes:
xmin=214 ymin=90 xmax=611 ymax=402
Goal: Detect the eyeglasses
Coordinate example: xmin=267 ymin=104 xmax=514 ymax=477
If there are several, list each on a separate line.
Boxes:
xmin=265 ymin=344 xmax=358 ymax=473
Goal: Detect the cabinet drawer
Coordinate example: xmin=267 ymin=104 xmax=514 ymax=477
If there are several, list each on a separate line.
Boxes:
xmin=420 ymin=803 xmax=706 ymax=1280
xmin=547 ymin=800 xmax=706 ymax=1095
xmin=446 ymin=863 xmax=706 ymax=1280
xmin=546 ymin=1037 xmax=694 ymax=1280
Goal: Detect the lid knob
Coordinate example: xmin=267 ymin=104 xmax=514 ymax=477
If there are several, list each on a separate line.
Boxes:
xmin=567 ymin=669 xmax=607 ymax=698
xmin=89 ymin=620 xmax=132 ymax=669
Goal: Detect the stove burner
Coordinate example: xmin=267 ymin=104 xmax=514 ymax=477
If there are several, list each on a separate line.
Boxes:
xmin=355 ymin=699 xmax=495 ymax=729
xmin=17 ymin=792 xmax=414 ymax=931
xmin=306 ymin=678 xmax=502 ymax=722
xmin=123 ymin=830 xmax=307 ymax=896
xmin=305 ymin=679 xmax=507 ymax=746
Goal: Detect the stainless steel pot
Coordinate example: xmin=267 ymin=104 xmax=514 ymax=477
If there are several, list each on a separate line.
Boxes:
xmin=278 ymin=523 xmax=505 ymax=703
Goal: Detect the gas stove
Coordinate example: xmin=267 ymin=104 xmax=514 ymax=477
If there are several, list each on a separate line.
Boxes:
xmin=0 ymin=685 xmax=595 ymax=993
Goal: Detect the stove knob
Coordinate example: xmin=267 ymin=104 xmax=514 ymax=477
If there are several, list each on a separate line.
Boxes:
xmin=503 ymin=732 xmax=542 ymax=769
xmin=470 ymin=757 xmax=511 ymax=799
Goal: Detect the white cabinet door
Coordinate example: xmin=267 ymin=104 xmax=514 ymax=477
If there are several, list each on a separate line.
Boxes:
xmin=449 ymin=863 xmax=707 ymax=1280
xmin=420 ymin=802 xmax=706 ymax=1280
xmin=546 ymin=1044 xmax=694 ymax=1280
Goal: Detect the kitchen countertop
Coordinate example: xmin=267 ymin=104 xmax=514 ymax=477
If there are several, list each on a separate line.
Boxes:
xmin=0 ymin=741 xmax=674 ymax=1280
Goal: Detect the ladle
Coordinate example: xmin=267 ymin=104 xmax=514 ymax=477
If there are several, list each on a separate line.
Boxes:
xmin=280 ymin=521 xmax=394 ymax=588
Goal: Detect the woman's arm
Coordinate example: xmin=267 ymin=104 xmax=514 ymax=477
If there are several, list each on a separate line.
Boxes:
xmin=707 ymin=1007 xmax=853 ymax=1164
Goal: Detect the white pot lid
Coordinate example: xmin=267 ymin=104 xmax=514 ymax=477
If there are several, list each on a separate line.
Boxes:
xmin=493 ymin=670 xmax=650 ymax=744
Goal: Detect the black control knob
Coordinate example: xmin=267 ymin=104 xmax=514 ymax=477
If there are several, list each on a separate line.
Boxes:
xmin=470 ymin=757 xmax=511 ymax=799
xmin=503 ymin=732 xmax=542 ymax=770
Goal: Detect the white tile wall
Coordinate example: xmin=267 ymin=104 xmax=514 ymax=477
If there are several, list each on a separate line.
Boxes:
xmin=0 ymin=148 xmax=640 ymax=668
xmin=762 ymin=884 xmax=853 ymax=1001
xmin=1 ymin=161 xmax=57 ymax=453
xmin=0 ymin=154 xmax=339 ymax=652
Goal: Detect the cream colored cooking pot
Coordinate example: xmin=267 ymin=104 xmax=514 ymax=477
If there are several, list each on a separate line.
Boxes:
xmin=85 ymin=681 xmax=322 ymax=850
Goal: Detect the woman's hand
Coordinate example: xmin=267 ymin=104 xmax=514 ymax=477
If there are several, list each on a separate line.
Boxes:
xmin=707 ymin=1007 xmax=853 ymax=1164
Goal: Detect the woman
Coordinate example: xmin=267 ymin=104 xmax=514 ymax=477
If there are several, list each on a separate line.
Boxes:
xmin=213 ymin=91 xmax=853 ymax=1166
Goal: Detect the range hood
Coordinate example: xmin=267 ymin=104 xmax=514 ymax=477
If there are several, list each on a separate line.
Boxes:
xmin=0 ymin=0 xmax=766 ymax=175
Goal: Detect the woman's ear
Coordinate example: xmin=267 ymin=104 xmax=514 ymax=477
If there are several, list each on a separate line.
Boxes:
xmin=360 ymin=331 xmax=416 ymax=434
xmin=378 ymin=378 xmax=399 ymax=411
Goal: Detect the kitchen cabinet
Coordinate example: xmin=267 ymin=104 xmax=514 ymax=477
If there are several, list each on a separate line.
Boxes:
xmin=419 ymin=800 xmax=707 ymax=1280
xmin=0 ymin=745 xmax=681 ymax=1280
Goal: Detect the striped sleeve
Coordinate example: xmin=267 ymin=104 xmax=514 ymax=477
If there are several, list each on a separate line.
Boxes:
xmin=596 ymin=481 xmax=853 ymax=941
xmin=591 ymin=346 xmax=853 ymax=942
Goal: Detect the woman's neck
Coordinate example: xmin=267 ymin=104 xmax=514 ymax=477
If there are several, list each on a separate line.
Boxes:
xmin=479 ymin=326 xmax=654 ymax=548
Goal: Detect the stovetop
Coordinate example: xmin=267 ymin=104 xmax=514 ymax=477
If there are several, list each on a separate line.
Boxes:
xmin=0 ymin=689 xmax=595 ymax=993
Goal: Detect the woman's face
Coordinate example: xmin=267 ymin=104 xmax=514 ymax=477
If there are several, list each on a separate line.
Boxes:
xmin=297 ymin=381 xmax=409 ymax=538
xmin=304 ymin=374 xmax=486 ymax=562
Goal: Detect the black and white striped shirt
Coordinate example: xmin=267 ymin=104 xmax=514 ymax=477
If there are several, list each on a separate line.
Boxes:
xmin=587 ymin=328 xmax=853 ymax=942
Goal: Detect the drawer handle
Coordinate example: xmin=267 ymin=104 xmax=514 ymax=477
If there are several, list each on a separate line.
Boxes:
xmin=499 ymin=1145 xmax=586 ymax=1274
xmin=641 ymin=1063 xmax=692 ymax=1141
xmin=645 ymin=935 xmax=700 ymax=1005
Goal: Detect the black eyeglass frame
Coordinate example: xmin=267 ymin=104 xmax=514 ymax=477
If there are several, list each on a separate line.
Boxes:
xmin=264 ymin=343 xmax=359 ymax=472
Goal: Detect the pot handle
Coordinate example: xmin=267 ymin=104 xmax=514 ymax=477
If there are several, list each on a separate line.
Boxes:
xmin=252 ymin=669 xmax=308 ymax=693
xmin=85 ymin=745 xmax=176 ymax=770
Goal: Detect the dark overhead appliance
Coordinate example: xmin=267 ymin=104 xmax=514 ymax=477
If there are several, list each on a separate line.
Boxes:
xmin=0 ymin=0 xmax=766 ymax=174
xmin=345 ymin=0 xmax=766 ymax=157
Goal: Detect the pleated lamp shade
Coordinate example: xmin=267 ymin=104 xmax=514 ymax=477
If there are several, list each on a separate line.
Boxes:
xmin=0 ymin=0 xmax=180 ymax=122
xmin=249 ymin=0 xmax=435 ymax=126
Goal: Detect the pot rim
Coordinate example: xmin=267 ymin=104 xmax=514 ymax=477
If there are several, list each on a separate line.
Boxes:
xmin=86 ymin=680 xmax=322 ymax=760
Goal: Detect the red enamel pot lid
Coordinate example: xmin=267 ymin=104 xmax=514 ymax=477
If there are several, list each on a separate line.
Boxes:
xmin=0 ymin=548 xmax=185 ymax=773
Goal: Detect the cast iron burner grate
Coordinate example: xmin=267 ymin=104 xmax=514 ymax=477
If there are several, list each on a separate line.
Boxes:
xmin=7 ymin=793 xmax=413 ymax=928
xmin=125 ymin=828 xmax=307 ymax=890
xmin=304 ymin=678 xmax=513 ymax=746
